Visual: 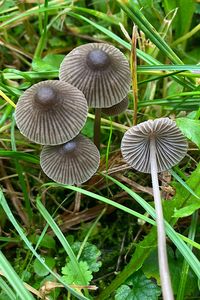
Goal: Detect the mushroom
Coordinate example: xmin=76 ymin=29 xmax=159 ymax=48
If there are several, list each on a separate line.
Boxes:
xmin=40 ymin=134 xmax=100 ymax=185
xmin=59 ymin=43 xmax=131 ymax=149
xmin=121 ymin=118 xmax=188 ymax=300
xmin=102 ymin=97 xmax=129 ymax=116
xmin=15 ymin=80 xmax=88 ymax=145
xmin=59 ymin=43 xmax=131 ymax=108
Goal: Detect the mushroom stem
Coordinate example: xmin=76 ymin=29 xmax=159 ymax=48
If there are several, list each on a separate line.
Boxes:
xmin=94 ymin=108 xmax=101 ymax=150
xmin=150 ymin=137 xmax=174 ymax=300
xmin=74 ymin=186 xmax=81 ymax=212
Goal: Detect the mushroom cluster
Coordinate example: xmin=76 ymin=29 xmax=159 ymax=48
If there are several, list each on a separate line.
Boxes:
xmin=15 ymin=79 xmax=100 ymax=185
xmin=15 ymin=43 xmax=131 ymax=184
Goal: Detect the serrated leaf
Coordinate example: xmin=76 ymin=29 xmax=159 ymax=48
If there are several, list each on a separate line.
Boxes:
xmin=33 ymin=257 xmax=55 ymax=277
xmin=71 ymin=241 xmax=102 ymax=273
xmin=62 ymin=261 xmax=92 ymax=285
xmin=115 ymin=271 xmax=161 ymax=300
xmin=176 ymin=118 xmax=200 ymax=148
xmin=173 ymin=202 xmax=200 ymax=218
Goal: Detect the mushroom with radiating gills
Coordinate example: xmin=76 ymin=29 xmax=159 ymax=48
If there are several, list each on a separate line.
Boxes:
xmin=121 ymin=118 xmax=188 ymax=300
xmin=59 ymin=43 xmax=131 ymax=108
xmin=102 ymin=96 xmax=129 ymax=117
xmin=40 ymin=134 xmax=100 ymax=185
xmin=15 ymin=80 xmax=88 ymax=145
xmin=59 ymin=43 xmax=131 ymax=149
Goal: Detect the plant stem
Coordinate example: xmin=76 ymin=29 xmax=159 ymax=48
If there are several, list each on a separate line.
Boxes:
xmin=93 ymin=108 xmax=101 ymax=150
xmin=74 ymin=188 xmax=81 ymax=212
xmin=34 ymin=0 xmax=49 ymax=59
xmin=150 ymin=137 xmax=174 ymax=300
xmin=131 ymin=24 xmax=138 ymax=125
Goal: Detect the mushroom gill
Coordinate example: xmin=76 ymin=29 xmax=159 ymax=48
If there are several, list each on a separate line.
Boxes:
xmin=59 ymin=43 xmax=131 ymax=108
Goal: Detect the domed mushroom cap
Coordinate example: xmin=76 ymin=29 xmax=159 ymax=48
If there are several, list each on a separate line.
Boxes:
xmin=40 ymin=134 xmax=100 ymax=185
xmin=59 ymin=43 xmax=131 ymax=108
xmin=121 ymin=118 xmax=188 ymax=173
xmin=15 ymin=80 xmax=88 ymax=145
xmin=102 ymin=97 xmax=129 ymax=116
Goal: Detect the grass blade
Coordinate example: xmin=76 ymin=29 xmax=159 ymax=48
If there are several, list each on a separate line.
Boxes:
xmin=42 ymin=181 xmax=200 ymax=279
xmin=105 ymin=175 xmax=200 ymax=280
xmin=0 ymin=276 xmax=16 ymax=300
xmin=0 ymin=251 xmax=34 ymax=300
xmin=0 ymin=151 xmax=39 ymax=164
xmin=117 ymin=0 xmax=183 ymax=64
xmin=42 ymin=183 xmax=156 ymax=225
xmin=36 ymin=198 xmax=89 ymax=287
xmin=0 ymin=189 xmax=89 ymax=300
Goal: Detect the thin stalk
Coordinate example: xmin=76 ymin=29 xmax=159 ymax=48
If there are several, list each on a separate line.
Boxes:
xmin=74 ymin=187 xmax=81 ymax=212
xmin=150 ymin=138 xmax=174 ymax=300
xmin=0 ymin=89 xmax=16 ymax=108
xmin=131 ymin=25 xmax=138 ymax=125
xmin=34 ymin=0 xmax=49 ymax=59
xmin=93 ymin=108 xmax=101 ymax=150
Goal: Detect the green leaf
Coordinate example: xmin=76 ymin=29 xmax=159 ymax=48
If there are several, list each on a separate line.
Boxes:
xmin=176 ymin=118 xmax=200 ymax=148
xmin=71 ymin=242 xmax=102 ymax=273
xmin=62 ymin=261 xmax=93 ymax=285
xmin=142 ymin=249 xmax=198 ymax=296
xmin=33 ymin=257 xmax=55 ymax=277
xmin=115 ymin=271 xmax=161 ymax=300
xmin=81 ymin=118 xmax=94 ymax=138
xmin=173 ymin=202 xmax=200 ymax=218
xmin=29 ymin=234 xmax=56 ymax=250
xmin=175 ymin=0 xmax=195 ymax=38
xmin=32 ymin=54 xmax=64 ymax=72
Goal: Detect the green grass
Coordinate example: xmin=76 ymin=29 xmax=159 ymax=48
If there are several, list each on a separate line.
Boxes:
xmin=0 ymin=1 xmax=200 ymax=299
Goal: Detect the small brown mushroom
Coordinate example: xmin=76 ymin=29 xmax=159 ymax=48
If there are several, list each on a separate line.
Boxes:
xmin=59 ymin=43 xmax=131 ymax=108
xmin=102 ymin=97 xmax=129 ymax=116
xmin=121 ymin=118 xmax=188 ymax=300
xmin=15 ymin=80 xmax=88 ymax=145
xmin=40 ymin=134 xmax=100 ymax=185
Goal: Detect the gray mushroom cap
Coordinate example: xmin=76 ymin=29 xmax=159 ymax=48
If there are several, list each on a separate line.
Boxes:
xmin=40 ymin=134 xmax=100 ymax=185
xmin=15 ymin=80 xmax=88 ymax=145
xmin=102 ymin=97 xmax=129 ymax=116
xmin=121 ymin=118 xmax=188 ymax=173
xmin=59 ymin=43 xmax=131 ymax=108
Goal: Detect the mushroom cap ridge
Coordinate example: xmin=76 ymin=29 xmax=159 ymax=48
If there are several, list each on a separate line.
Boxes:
xmin=40 ymin=134 xmax=100 ymax=185
xmin=121 ymin=118 xmax=188 ymax=173
xmin=15 ymin=80 xmax=88 ymax=145
xmin=59 ymin=43 xmax=131 ymax=108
